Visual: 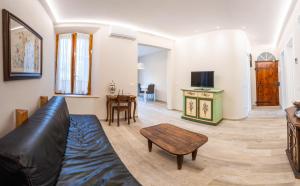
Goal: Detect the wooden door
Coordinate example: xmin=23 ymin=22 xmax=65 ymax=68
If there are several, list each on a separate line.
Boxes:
xmin=256 ymin=61 xmax=279 ymax=106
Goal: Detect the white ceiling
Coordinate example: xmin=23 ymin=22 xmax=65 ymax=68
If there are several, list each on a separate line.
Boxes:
xmin=138 ymin=45 xmax=167 ymax=57
xmin=41 ymin=0 xmax=295 ymax=46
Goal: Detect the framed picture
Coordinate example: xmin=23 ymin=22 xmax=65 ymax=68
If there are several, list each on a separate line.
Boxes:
xmin=2 ymin=9 xmax=42 ymax=81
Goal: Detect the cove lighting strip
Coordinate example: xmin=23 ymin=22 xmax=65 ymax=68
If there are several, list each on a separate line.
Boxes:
xmin=44 ymin=0 xmax=295 ymax=46
xmin=44 ymin=0 xmax=178 ymax=41
xmin=273 ymin=0 xmax=296 ymax=47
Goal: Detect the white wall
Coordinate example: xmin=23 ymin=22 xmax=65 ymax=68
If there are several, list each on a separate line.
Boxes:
xmin=92 ymin=26 xmax=138 ymax=118
xmin=55 ymin=24 xmax=175 ymax=119
xmin=282 ymin=40 xmax=296 ymax=107
xmin=56 ymin=25 xmax=138 ymax=118
xmin=138 ymin=50 xmax=168 ymax=102
xmin=276 ymin=0 xmax=300 ymax=108
xmin=173 ymin=30 xmax=251 ymax=119
xmin=0 ymin=0 xmax=55 ymax=137
xmin=54 ymin=26 xmax=252 ymax=120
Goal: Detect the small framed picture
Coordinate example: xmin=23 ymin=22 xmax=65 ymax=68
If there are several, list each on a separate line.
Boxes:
xmin=2 ymin=9 xmax=43 ymax=81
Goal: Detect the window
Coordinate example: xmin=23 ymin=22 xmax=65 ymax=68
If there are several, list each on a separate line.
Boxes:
xmin=55 ymin=33 xmax=93 ymax=95
xmin=257 ymin=52 xmax=276 ymax=61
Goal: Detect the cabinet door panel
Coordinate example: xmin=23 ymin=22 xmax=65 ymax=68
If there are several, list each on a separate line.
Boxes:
xmin=185 ymin=97 xmax=197 ymax=118
xmin=199 ymin=99 xmax=213 ymax=120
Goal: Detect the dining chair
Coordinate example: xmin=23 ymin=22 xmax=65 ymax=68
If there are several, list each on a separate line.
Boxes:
xmin=112 ymin=95 xmax=131 ymax=126
xmin=146 ymin=84 xmax=155 ymax=101
xmin=138 ymin=83 xmax=144 ymax=96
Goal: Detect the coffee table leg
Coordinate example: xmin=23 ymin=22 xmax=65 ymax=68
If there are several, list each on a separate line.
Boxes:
xmin=148 ymin=140 xmax=152 ymax=152
xmin=177 ymin=155 xmax=183 ymax=170
xmin=192 ymin=149 xmax=198 ymax=161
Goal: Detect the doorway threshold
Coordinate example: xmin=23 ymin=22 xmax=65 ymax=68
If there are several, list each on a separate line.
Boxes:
xmin=252 ymin=105 xmax=282 ymax=110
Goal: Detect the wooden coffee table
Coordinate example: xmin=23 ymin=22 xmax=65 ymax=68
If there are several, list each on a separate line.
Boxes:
xmin=140 ymin=123 xmax=208 ymax=169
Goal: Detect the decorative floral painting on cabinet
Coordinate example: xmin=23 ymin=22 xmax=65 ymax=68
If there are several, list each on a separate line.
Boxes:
xmin=199 ymin=100 xmax=212 ymax=120
xmin=185 ymin=97 xmax=197 ymax=117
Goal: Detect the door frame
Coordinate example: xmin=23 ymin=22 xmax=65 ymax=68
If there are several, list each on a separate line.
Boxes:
xmin=255 ymin=60 xmax=279 ymax=106
xmin=137 ymin=43 xmax=173 ymax=108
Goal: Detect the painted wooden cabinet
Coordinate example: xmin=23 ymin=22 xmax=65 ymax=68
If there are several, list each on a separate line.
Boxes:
xmin=285 ymin=106 xmax=300 ymax=178
xmin=181 ymin=89 xmax=223 ymax=125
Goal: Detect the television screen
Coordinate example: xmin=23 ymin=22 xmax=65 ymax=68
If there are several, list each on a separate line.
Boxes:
xmin=191 ymin=71 xmax=214 ymax=88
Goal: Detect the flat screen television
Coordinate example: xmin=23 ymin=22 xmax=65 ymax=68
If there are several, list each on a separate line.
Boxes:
xmin=191 ymin=71 xmax=214 ymax=88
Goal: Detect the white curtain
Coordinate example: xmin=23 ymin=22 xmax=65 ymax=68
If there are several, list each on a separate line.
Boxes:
xmin=55 ymin=34 xmax=72 ymax=94
xmin=74 ymin=33 xmax=90 ymax=95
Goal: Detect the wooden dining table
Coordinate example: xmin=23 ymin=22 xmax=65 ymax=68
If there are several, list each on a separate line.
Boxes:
xmin=106 ymin=95 xmax=137 ymax=125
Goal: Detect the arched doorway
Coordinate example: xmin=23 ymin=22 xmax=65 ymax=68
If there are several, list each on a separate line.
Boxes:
xmin=255 ymin=52 xmax=279 ymax=106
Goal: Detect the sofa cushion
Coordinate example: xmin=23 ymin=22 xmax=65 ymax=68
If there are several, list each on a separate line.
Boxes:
xmin=56 ymin=115 xmax=141 ymax=186
xmin=0 ymin=96 xmax=70 ymax=186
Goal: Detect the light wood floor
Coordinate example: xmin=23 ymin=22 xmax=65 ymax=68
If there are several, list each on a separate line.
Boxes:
xmin=101 ymin=101 xmax=300 ymax=186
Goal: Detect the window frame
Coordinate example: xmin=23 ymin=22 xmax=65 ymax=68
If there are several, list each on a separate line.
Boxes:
xmin=55 ymin=32 xmax=93 ymax=95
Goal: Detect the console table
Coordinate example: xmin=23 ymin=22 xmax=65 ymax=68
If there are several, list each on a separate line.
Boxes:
xmin=181 ymin=89 xmax=223 ymax=125
xmin=286 ymin=106 xmax=300 ymax=178
xmin=106 ymin=95 xmax=136 ymax=125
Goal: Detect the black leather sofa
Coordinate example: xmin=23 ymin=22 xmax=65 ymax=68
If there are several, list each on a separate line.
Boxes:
xmin=0 ymin=96 xmax=140 ymax=186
